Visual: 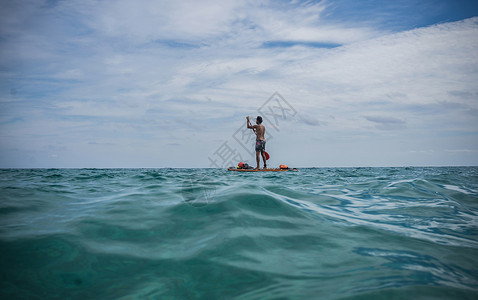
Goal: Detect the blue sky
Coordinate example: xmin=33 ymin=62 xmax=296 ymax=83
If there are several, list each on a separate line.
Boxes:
xmin=1 ymin=0 xmax=477 ymax=168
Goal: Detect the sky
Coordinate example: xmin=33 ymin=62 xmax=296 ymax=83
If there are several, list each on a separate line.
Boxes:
xmin=0 ymin=0 xmax=477 ymax=168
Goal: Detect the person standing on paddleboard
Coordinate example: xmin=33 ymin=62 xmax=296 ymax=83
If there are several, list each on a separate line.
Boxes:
xmin=247 ymin=116 xmax=267 ymax=169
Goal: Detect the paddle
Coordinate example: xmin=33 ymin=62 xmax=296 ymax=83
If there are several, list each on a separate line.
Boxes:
xmin=264 ymin=151 xmax=270 ymax=160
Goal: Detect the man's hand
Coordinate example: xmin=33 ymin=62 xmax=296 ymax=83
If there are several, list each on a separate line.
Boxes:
xmin=246 ymin=116 xmax=250 ymax=120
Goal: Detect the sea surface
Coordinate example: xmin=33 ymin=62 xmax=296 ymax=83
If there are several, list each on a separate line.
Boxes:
xmin=1 ymin=167 xmax=478 ymax=299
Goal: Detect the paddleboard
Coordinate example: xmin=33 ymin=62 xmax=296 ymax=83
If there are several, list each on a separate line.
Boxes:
xmin=227 ymin=167 xmax=297 ymax=172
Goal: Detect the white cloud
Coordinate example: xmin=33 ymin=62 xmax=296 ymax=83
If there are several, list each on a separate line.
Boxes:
xmin=364 ymin=116 xmax=406 ymax=130
xmin=1 ymin=1 xmax=477 ymax=167
xmin=81 ymin=0 xmax=244 ymax=42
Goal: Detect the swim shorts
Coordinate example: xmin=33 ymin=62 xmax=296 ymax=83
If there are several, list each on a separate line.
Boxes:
xmin=255 ymin=139 xmax=266 ymax=152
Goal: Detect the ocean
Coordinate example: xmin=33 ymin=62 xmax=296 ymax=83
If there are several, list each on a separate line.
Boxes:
xmin=1 ymin=167 xmax=477 ymax=299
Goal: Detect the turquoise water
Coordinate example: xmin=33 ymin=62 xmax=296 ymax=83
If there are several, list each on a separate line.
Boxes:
xmin=1 ymin=167 xmax=478 ymax=299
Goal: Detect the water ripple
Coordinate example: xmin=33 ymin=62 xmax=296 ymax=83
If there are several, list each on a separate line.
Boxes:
xmin=1 ymin=167 xmax=477 ymax=299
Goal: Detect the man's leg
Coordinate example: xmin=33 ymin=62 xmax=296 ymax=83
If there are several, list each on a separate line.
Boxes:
xmin=261 ymin=151 xmax=267 ymax=169
xmin=255 ymin=151 xmax=260 ymax=169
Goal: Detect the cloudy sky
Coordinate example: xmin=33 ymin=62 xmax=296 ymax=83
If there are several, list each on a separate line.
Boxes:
xmin=1 ymin=0 xmax=477 ymax=168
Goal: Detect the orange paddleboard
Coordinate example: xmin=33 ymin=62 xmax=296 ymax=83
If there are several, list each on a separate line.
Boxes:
xmin=227 ymin=167 xmax=297 ymax=172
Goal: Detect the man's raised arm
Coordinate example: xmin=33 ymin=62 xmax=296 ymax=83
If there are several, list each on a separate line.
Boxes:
xmin=246 ymin=116 xmax=255 ymax=129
